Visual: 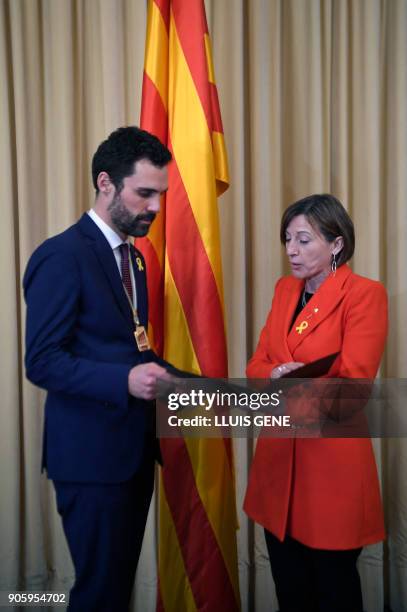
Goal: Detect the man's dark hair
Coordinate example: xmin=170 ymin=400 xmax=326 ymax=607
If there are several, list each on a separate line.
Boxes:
xmin=92 ymin=126 xmax=172 ymax=193
xmin=280 ymin=194 xmax=355 ymax=266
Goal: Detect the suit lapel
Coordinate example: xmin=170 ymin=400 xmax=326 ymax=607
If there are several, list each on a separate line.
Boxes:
xmin=282 ymin=279 xmax=304 ymax=339
xmin=75 ymin=214 xmax=134 ymax=326
xmin=288 ymin=264 xmax=352 ymax=353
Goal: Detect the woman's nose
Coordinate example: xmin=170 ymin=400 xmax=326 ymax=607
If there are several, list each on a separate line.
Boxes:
xmin=286 ymin=242 xmax=298 ymax=256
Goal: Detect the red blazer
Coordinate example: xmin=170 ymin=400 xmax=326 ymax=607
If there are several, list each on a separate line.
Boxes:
xmin=244 ymin=264 xmax=388 ymax=549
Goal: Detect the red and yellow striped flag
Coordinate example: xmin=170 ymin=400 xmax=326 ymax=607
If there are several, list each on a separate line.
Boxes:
xmin=137 ymin=1 xmax=240 ymax=610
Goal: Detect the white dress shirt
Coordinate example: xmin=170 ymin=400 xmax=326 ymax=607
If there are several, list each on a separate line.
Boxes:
xmin=87 ymin=209 xmax=137 ymax=307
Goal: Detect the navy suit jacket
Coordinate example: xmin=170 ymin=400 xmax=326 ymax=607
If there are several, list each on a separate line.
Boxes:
xmin=24 ymin=213 xmax=160 ymax=483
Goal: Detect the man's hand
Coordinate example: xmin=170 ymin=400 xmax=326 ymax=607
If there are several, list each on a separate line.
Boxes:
xmin=128 ymin=363 xmax=173 ymax=400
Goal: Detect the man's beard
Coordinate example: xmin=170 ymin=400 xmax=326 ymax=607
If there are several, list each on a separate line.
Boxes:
xmin=108 ymin=193 xmax=156 ymax=237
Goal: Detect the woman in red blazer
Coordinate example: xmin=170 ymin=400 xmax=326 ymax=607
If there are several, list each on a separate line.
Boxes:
xmin=244 ymin=194 xmax=388 ymax=612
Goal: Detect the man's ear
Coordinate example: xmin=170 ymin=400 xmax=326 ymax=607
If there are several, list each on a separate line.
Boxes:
xmin=96 ymin=171 xmax=112 ymax=194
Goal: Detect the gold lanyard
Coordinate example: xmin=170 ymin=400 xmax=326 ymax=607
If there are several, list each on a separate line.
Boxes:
xmin=122 ymin=284 xmax=140 ymax=326
xmin=121 ymin=271 xmax=151 ymax=352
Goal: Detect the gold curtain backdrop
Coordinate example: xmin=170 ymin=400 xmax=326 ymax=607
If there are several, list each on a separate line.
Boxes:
xmin=1 ymin=1 xmax=406 ymax=610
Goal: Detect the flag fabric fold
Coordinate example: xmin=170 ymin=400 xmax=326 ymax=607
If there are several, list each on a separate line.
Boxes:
xmin=138 ymin=1 xmax=240 ymax=610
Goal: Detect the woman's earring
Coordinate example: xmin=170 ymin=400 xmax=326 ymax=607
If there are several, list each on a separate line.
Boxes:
xmin=331 ymin=252 xmax=337 ymax=275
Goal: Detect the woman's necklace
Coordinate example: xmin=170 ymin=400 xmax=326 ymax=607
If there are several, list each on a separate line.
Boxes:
xmin=301 ymin=289 xmax=314 ymax=308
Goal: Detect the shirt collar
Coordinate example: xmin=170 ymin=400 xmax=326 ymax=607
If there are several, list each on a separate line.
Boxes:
xmin=87 ymin=209 xmax=126 ymax=250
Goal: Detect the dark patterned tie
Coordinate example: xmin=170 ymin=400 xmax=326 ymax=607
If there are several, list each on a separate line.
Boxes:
xmin=119 ymin=243 xmax=133 ymax=303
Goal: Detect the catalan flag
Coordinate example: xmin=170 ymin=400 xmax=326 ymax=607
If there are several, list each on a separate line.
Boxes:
xmin=138 ymin=0 xmax=240 ymax=610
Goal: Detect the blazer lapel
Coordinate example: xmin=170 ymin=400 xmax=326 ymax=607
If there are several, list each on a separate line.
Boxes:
xmin=76 ymin=214 xmax=134 ymax=326
xmin=282 ymin=279 xmax=304 ymax=338
xmin=288 ymin=264 xmax=352 ymax=353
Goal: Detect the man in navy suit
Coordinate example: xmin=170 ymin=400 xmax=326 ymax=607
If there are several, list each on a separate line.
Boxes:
xmin=24 ymin=126 xmax=173 ymax=611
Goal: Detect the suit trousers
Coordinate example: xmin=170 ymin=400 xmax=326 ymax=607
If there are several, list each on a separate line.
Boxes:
xmin=53 ymin=443 xmax=155 ymax=612
xmin=264 ymin=530 xmax=363 ymax=612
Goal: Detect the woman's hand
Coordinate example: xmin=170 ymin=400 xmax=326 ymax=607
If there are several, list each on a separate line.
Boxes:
xmin=271 ymin=361 xmax=304 ymax=378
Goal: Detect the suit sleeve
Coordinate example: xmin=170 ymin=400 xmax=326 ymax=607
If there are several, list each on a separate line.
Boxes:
xmin=24 ymin=245 xmax=131 ymax=407
xmin=339 ymin=280 xmax=388 ymax=378
xmin=246 ymin=279 xmax=284 ymax=378
xmin=319 ymin=280 xmax=388 ymax=425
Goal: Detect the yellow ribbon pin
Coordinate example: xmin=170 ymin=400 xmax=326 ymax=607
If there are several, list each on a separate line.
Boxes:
xmin=295 ymin=321 xmax=308 ymax=335
xmin=135 ymin=257 xmax=144 ymax=271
